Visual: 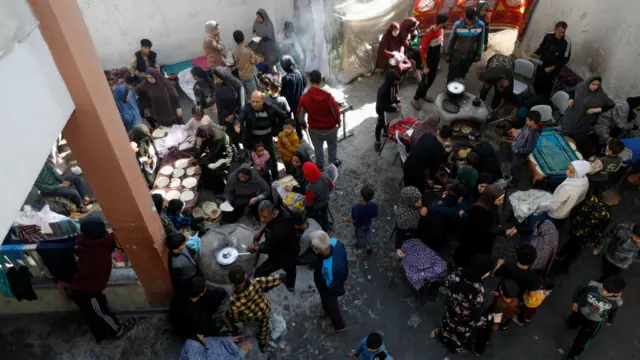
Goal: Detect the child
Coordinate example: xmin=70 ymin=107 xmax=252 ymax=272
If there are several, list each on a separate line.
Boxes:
xmin=593 ymin=222 xmax=640 ymax=282
xmin=344 ymin=185 xmax=378 ymax=254
xmin=165 ymin=232 xmax=202 ymax=290
xmin=166 ymin=199 xmax=205 ymax=232
xmin=514 ymin=273 xmax=555 ymax=324
xmin=251 ymin=141 xmax=272 ymax=183
xmin=277 ymin=119 xmax=300 ymax=170
xmin=435 ymin=180 xmax=470 ymax=226
xmin=494 ymin=244 xmax=539 ymax=306
xmin=254 ymin=52 xmax=270 ymax=77
xmin=456 ymin=150 xmax=479 ymax=189
xmin=266 ymin=77 xmax=292 ymax=133
xmin=232 ymin=29 xmax=259 ymax=96
xmin=473 ymin=279 xmax=519 ymax=355
xmin=128 ymin=38 xmax=158 ymax=75
xmin=476 ymin=2 xmax=490 ymax=48
xmin=510 ymin=110 xmax=542 ymax=185
xmin=374 ymin=69 xmax=401 ymax=152
xmin=567 ymin=276 xmax=625 ymax=359
xmin=348 ymin=332 xmax=393 ymax=360
xmin=588 ymin=138 xmax=625 ymax=194
xmin=556 ymin=189 xmax=619 ymax=268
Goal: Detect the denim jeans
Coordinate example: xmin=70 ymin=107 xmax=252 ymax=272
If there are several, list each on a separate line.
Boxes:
xmin=41 ymin=175 xmax=88 ymax=207
xmin=241 ymin=77 xmax=258 ymax=97
xmin=355 ymin=226 xmax=372 ymax=249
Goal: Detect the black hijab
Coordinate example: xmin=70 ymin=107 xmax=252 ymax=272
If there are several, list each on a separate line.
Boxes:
xmin=152 ymin=194 xmax=164 ymax=215
xmin=80 ymin=217 xmax=107 ymax=241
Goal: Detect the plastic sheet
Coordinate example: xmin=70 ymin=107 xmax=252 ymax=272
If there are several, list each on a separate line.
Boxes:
xmin=177 ymin=68 xmax=196 ymax=104
xmin=509 ymin=189 xmax=553 ymax=222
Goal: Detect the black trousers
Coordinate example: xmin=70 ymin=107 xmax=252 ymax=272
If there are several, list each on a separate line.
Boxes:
xmin=254 ymin=256 xmax=297 ymax=289
xmin=72 ymin=291 xmax=121 ymax=343
xmin=250 ymin=134 xmax=280 ymax=181
xmin=510 ymin=154 xmax=527 ymax=186
xmin=221 ymin=202 xmax=259 ymax=224
xmin=557 ymin=234 xmax=586 ymax=267
xmin=320 ymin=292 xmax=346 ymax=330
xmin=375 ymin=114 xmax=390 ymax=142
xmin=447 ymin=56 xmax=475 ymax=83
xmin=473 ymin=324 xmax=494 ymax=355
xmin=308 ymin=205 xmax=330 ymax=232
xmin=533 ymin=68 xmax=559 ymax=99
xmin=414 ymin=58 xmax=439 ymax=100
xmin=599 ymin=256 xmax=624 ymax=282
xmin=568 ymin=310 xmax=604 ymax=358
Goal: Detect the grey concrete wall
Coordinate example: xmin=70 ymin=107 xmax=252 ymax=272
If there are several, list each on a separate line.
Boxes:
xmin=518 ymin=0 xmax=640 ymax=100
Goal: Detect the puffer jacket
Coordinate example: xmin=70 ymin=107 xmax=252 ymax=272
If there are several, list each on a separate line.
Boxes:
xmin=597 ymin=223 xmax=640 ymax=269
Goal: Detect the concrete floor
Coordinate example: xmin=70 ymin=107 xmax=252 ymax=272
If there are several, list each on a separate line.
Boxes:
xmin=3 ymin=30 xmax=640 ymax=359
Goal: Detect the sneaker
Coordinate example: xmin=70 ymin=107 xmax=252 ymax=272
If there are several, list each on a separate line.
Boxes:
xmin=512 ymin=315 xmax=525 ymax=326
xmin=374 ymin=142 xmax=381 ymax=152
xmin=322 ymin=324 xmax=347 ymax=334
xmin=334 ymin=159 xmax=342 ymax=168
xmin=115 ymin=318 xmax=137 ymax=339
xmin=411 ymin=99 xmax=422 ymax=110
xmin=355 ymin=248 xmax=365 ymax=255
xmin=366 ymin=246 xmax=373 ymax=255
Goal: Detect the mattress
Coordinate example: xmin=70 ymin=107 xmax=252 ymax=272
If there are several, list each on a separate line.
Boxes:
xmin=530 ymin=128 xmax=582 ymax=182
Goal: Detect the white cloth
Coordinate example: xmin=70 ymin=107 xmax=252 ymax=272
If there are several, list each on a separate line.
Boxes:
xmin=509 ymin=190 xmax=554 ymax=222
xmin=177 ymin=68 xmax=197 ymax=104
xmin=539 ymin=175 xmax=589 ymax=220
xmin=15 ymin=205 xmax=71 ymax=234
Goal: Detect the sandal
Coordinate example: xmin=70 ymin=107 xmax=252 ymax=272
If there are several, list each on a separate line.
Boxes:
xmin=116 ymin=318 xmax=137 ymax=339
xmin=424 ymin=96 xmax=434 ymax=103
xmin=411 ymin=99 xmax=422 ymax=110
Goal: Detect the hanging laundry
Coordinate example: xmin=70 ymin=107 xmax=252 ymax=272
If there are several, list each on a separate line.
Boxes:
xmin=0 ymin=267 xmax=14 ymax=298
xmin=6 ymin=266 xmax=38 ymax=301
xmin=36 ymin=238 xmax=77 ymax=283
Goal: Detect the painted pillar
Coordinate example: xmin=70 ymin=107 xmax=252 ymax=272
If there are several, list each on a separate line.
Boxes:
xmin=27 ymin=0 xmax=172 ymax=307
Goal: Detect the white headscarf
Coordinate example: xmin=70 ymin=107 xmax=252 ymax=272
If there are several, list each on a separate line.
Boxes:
xmin=205 ymin=20 xmax=219 ymax=35
xmin=565 ymin=160 xmax=590 ymax=185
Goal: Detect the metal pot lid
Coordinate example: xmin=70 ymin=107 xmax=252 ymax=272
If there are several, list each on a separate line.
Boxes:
xmin=216 ymin=246 xmax=239 ymax=265
xmin=447 ymin=81 xmax=465 ymax=94
xmin=442 ymin=98 xmax=461 ymax=114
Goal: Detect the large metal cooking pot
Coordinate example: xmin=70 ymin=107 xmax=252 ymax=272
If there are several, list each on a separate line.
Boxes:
xmin=446 ymin=81 xmax=466 ymax=99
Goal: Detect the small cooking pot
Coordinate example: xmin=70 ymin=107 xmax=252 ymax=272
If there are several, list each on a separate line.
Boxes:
xmin=446 ymin=81 xmax=466 ymax=99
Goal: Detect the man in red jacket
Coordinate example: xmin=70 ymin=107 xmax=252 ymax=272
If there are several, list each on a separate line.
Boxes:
xmin=71 ymin=217 xmax=136 ymax=343
xmin=297 ymin=70 xmax=342 ymax=170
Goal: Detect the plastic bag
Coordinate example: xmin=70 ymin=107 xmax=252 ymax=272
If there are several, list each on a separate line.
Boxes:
xmin=269 ymin=313 xmax=287 ymax=341
xmin=509 ymin=189 xmax=554 ymax=222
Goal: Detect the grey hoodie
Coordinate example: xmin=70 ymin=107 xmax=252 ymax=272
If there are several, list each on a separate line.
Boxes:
xmin=597 ymin=223 xmax=640 ymax=269
xmin=572 ymin=280 xmax=622 ymax=323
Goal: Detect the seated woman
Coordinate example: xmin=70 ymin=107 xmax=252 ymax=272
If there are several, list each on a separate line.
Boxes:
xmin=435 ymin=180 xmax=471 ymax=228
xmin=35 ymin=162 xmax=93 ymax=213
xmin=223 ymin=164 xmax=271 ymax=224
xmin=595 ymin=96 xmax=640 ymax=145
xmin=532 ymin=160 xmax=590 ymax=226
xmin=129 ymin=124 xmax=158 ymax=189
xmin=394 ymin=186 xmax=428 ymax=257
xmin=193 ymin=125 xmax=233 ymax=193
xmin=286 ymin=150 xmax=311 ymax=191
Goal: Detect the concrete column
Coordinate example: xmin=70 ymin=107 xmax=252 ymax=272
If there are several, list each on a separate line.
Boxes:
xmin=27 ymin=0 xmax=172 ymax=307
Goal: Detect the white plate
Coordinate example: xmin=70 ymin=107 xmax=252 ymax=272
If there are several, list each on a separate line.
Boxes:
xmin=169 ymin=178 xmax=181 ymax=188
xmin=174 ymin=158 xmax=190 ymax=169
xmin=180 ymin=190 xmax=194 ymax=202
xmin=155 ymin=177 xmax=169 ymax=187
xmin=186 ymin=166 xmax=197 ymax=176
xmin=172 ymin=168 xmax=185 ymax=178
xmin=151 ymin=189 xmax=165 ymax=197
xmin=152 ymin=129 xmax=166 ymax=138
xmin=166 ymin=190 xmax=181 ymax=200
xmin=202 ymin=201 xmax=218 ymax=215
xmin=182 ymin=177 xmax=197 ymax=189
xmin=159 ymin=166 xmax=173 ymax=175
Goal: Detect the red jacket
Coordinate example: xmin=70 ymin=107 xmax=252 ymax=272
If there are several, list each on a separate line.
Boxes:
xmin=71 ymin=233 xmax=116 ymax=293
xmin=297 ymin=87 xmax=341 ymax=131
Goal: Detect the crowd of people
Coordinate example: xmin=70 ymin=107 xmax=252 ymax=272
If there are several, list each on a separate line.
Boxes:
xmin=32 ymin=3 xmax=640 ymax=359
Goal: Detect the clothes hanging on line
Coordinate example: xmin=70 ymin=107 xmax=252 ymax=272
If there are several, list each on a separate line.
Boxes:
xmin=5 ymin=266 xmax=38 ymax=301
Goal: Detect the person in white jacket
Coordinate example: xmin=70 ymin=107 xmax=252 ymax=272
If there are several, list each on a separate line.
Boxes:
xmin=533 ymin=160 xmax=590 ymax=225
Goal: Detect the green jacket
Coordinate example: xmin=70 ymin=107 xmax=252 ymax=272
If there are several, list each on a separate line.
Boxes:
xmin=35 ymin=163 xmax=64 ymax=192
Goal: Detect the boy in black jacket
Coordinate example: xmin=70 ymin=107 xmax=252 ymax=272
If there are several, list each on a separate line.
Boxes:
xmin=374 ymin=69 xmax=401 ymax=152
xmin=567 ymin=276 xmax=624 ymax=359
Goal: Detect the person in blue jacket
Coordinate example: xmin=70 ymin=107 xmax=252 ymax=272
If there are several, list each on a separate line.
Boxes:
xmin=311 ymin=230 xmax=349 ymax=334
xmin=348 ymin=332 xmax=393 ymax=359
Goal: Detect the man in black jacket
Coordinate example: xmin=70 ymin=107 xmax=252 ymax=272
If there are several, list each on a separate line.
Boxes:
xmin=533 ymin=21 xmax=571 ymax=98
xmin=128 ymin=38 xmax=159 ymax=75
xmin=248 ymin=200 xmax=300 ymax=291
xmin=240 ymin=90 xmax=289 ymax=180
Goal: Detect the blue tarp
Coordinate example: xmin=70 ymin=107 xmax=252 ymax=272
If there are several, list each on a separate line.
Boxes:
xmin=531 ymin=127 xmax=582 ymax=182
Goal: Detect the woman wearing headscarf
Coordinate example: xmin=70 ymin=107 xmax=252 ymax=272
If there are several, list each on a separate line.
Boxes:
xmin=253 ymin=9 xmax=278 ymax=68
xmin=375 ymin=69 xmax=401 ymax=151
xmin=203 ymin=21 xmax=226 ymax=69
xmin=223 ymin=164 xmax=270 ymax=223
xmin=135 ymin=68 xmax=183 ymax=127
xmin=212 ymin=66 xmax=245 ymax=147
xmin=595 ymin=96 xmax=640 ymax=144
xmin=432 ymin=254 xmax=492 ymax=354
xmin=375 ymin=22 xmax=402 ymax=72
xmin=394 ymin=186 xmax=428 ymax=257
xmin=533 ymin=160 xmax=590 ymax=224
xmin=454 ymin=185 xmax=505 ymax=266
xmin=152 ymin=193 xmax=177 ymax=236
xmin=398 ymin=17 xmax=421 ymax=80
xmin=129 ymin=124 xmax=157 ymax=188
xmin=112 ymin=84 xmax=142 ymax=133
xmin=280 ymin=56 xmax=307 ymax=138
xmin=190 ymin=66 xmax=215 ymax=114
xmin=562 ymin=75 xmax=615 ymax=157
xmin=194 ymin=125 xmax=234 ymax=193
xmin=529 ymin=220 xmax=559 ymax=273
xmin=286 ymin=150 xmax=311 ymax=191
